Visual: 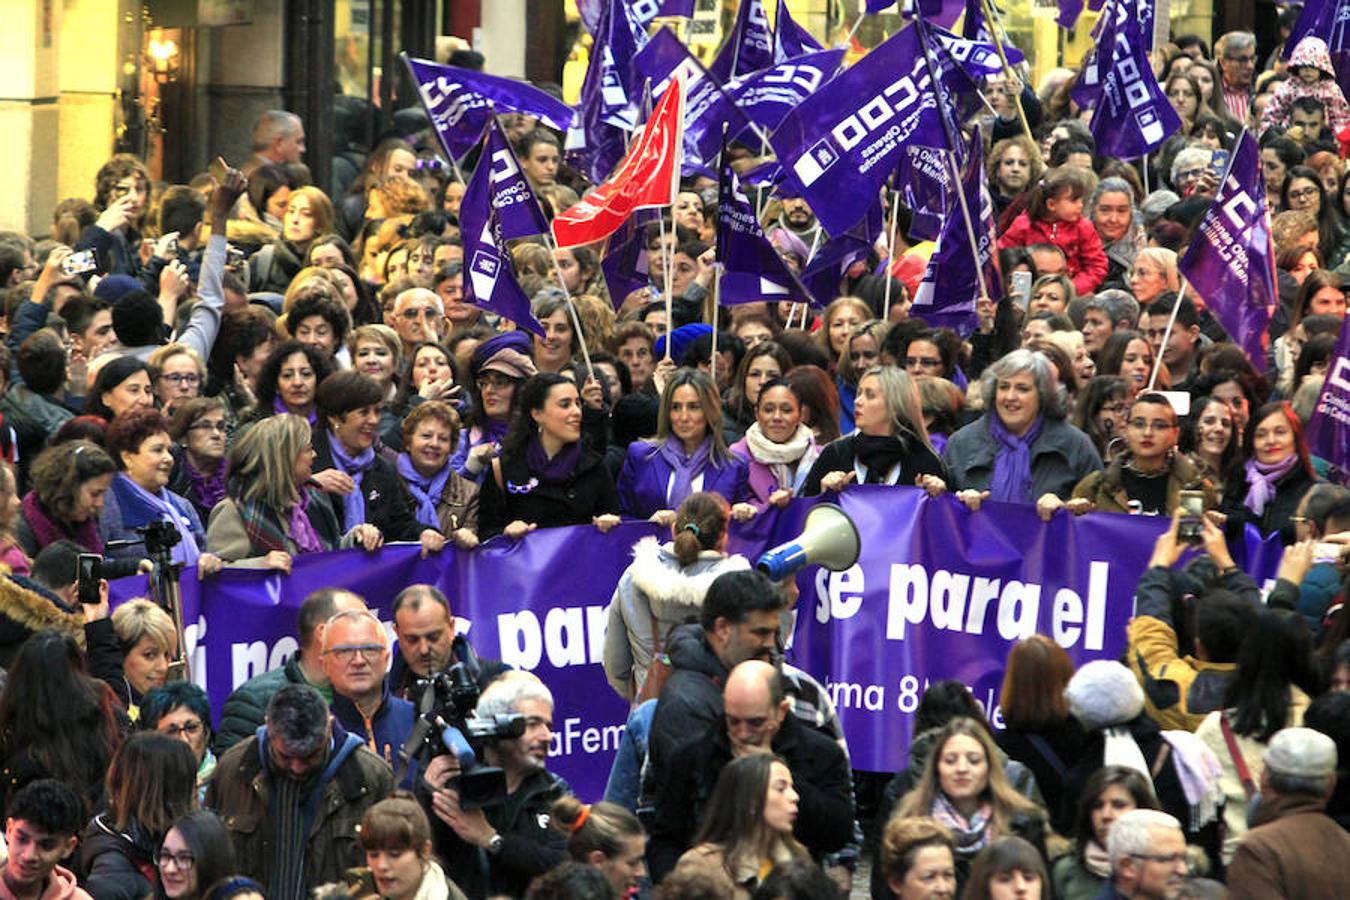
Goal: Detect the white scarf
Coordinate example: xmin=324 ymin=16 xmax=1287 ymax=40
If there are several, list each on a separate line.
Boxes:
xmin=743 ymin=423 xmax=815 ymax=490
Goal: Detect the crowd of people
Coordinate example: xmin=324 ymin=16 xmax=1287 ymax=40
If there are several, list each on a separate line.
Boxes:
xmin=0 ymin=11 xmax=1346 ymax=900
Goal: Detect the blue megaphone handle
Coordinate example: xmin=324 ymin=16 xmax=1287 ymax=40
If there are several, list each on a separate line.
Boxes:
xmin=756 ymin=542 xmax=809 ymax=581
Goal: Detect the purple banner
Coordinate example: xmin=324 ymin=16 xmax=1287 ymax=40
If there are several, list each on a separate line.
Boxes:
xmin=110 ymin=490 xmax=1206 ymax=794
xmin=1306 ymin=317 xmax=1350 ymax=482
xmin=1178 ymin=132 xmax=1275 ymax=370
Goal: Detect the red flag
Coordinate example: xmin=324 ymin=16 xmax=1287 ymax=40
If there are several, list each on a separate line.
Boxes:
xmin=552 ymin=76 xmax=684 ymax=249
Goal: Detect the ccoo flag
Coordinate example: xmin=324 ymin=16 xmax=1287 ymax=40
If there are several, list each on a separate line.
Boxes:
xmin=601 ymin=209 xmax=657 ymax=311
xmin=909 ymin=127 xmax=1000 ymax=336
xmin=568 ymin=0 xmax=649 ymax=183
xmin=459 ymin=128 xmax=546 ymax=336
xmin=800 ymin=200 xmax=885 ymax=307
xmin=1177 ymin=132 xmax=1275 ymax=370
xmin=774 ymin=0 xmax=825 ymax=61
xmin=553 ymin=77 xmax=685 ymax=248
xmin=726 ymin=49 xmax=846 ymax=138
xmin=403 ymin=56 xmax=575 ymax=162
xmin=482 ymin=119 xmax=551 ymax=240
xmin=717 ymin=159 xmax=813 ymax=305
xmin=1304 ymin=317 xmax=1350 ymax=483
xmin=709 ymin=0 xmax=775 ymax=82
xmin=769 ymin=24 xmax=949 ymax=235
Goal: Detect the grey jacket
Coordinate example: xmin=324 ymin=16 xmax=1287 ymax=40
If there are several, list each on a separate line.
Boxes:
xmin=942 ymin=415 xmax=1103 ymax=502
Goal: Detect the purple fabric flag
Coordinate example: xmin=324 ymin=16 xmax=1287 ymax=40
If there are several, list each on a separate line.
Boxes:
xmin=1177 ymin=132 xmax=1274 ymax=371
xmin=1305 ymin=317 xmax=1350 ymax=482
xmin=482 ymin=119 xmax=551 ymax=240
xmin=632 ymin=0 xmax=697 ymax=27
xmin=769 ymin=24 xmax=951 ymax=235
xmin=460 ymin=128 xmax=546 ymax=336
xmin=1073 ymin=0 xmax=1158 ymax=111
xmin=726 ymin=49 xmax=846 ymax=140
xmin=709 ymin=0 xmax=775 ymax=82
xmin=717 ymin=160 xmax=813 ymax=305
xmin=601 ymin=209 xmax=656 ymax=310
xmin=773 ymin=0 xmax=825 ymax=62
xmin=568 ymin=0 xmax=648 ymax=182
xmin=403 ymin=56 xmax=575 ymax=162
xmin=918 ymin=0 xmax=967 ymax=28
xmin=900 ymin=145 xmax=957 ymax=241
xmin=1087 ymin=29 xmax=1179 ymax=158
xmin=866 ymin=0 xmax=897 ymax=11
xmin=910 ymin=128 xmax=1000 ymax=336
xmin=800 ymin=201 xmax=884 ymax=306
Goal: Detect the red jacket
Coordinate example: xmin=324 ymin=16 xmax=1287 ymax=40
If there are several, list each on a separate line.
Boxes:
xmin=997 ymin=212 xmax=1109 ymax=294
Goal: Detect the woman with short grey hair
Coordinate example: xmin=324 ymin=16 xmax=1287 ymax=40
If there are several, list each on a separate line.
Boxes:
xmin=1090 ymin=177 xmax=1144 ymax=291
xmin=943 ymin=350 xmax=1102 ymax=518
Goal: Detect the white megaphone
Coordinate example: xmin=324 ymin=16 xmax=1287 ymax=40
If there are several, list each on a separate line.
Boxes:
xmin=755 ymin=504 xmax=860 ymax=581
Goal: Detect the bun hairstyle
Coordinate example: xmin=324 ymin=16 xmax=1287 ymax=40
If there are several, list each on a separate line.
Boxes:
xmin=672 ymin=491 xmax=731 ymax=567
xmin=549 ymin=796 xmax=643 ymax=861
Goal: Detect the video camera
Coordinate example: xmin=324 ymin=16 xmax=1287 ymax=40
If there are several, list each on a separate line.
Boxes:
xmin=404 ymin=662 xmax=524 ymax=809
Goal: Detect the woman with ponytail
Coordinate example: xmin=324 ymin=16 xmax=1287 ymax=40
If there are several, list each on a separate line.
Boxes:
xmin=602 ymin=492 xmax=750 ymax=703
xmin=550 ymin=796 xmax=647 ymax=898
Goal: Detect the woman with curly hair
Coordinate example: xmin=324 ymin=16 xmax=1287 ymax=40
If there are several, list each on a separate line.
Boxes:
xmin=78 ymin=154 xmax=151 ymax=277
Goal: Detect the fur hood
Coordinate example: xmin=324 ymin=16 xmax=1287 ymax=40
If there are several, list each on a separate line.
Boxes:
xmin=0 ymin=573 xmax=86 ymax=651
xmin=627 ymin=536 xmax=750 ymax=613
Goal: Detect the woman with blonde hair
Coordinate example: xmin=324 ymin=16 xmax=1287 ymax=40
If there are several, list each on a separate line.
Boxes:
xmin=251 ymin=186 xmax=335 ymax=293
xmin=880 ymin=816 xmax=957 ymax=900
xmin=0 ymin=461 xmax=29 ymax=575
xmin=149 ymin=344 xmax=206 ymax=415
xmin=111 ymin=598 xmax=178 ymax=718
xmin=836 ymin=320 xmax=891 ymax=434
xmin=893 ymin=718 xmax=1049 ymax=894
xmin=815 ymin=297 xmax=874 ymax=370
xmin=1128 ymin=248 xmax=1180 ymax=306
xmin=987 ymin=136 xmax=1044 ymax=219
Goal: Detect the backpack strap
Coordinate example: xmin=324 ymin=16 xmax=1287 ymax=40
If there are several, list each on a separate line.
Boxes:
xmin=1219 ymin=712 xmax=1257 ymax=799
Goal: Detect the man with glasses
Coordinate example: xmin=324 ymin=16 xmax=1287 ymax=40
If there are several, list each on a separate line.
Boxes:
xmin=391 ymin=287 xmax=446 ymax=356
xmin=1101 ymin=809 xmax=1188 ymax=899
xmin=321 ymin=609 xmax=417 ymax=786
xmin=208 ymin=684 xmax=392 ymax=900
xmin=1217 ymin=32 xmax=1259 ymax=122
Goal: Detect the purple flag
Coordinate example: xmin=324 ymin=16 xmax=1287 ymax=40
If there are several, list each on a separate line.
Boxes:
xmin=773 ymin=0 xmax=824 ymax=61
xmin=1073 ymin=0 xmax=1158 ymax=110
xmin=800 ymin=201 xmax=884 ymax=306
xmin=917 ymin=0 xmax=967 ymax=27
xmin=403 ymin=56 xmax=575 ymax=162
xmin=717 ymin=161 xmax=813 ymax=305
xmin=569 ymin=0 xmax=648 ymax=182
xmin=601 ymin=209 xmax=656 ymax=310
xmin=769 ymin=24 xmax=952 ymax=234
xmin=900 ymin=145 xmax=957 ymax=241
xmin=709 ymin=0 xmax=775 ymax=82
xmin=867 ymin=0 xmax=897 ymax=10
xmin=483 ymin=119 xmax=551 ymax=240
xmin=1177 ymin=132 xmax=1274 ymax=371
xmin=1305 ymin=317 xmax=1350 ymax=483
xmin=910 ymin=128 xmax=1000 ymax=336
xmin=460 ymin=128 xmax=546 ymax=336
xmin=726 ymin=49 xmax=846 ymax=140
xmin=1087 ymin=33 xmax=1179 ymax=158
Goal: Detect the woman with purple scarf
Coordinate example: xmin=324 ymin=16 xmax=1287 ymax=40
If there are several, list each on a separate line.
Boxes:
xmin=478 ymin=373 xmax=621 ymax=539
xmin=309 ymin=370 xmax=446 ymax=556
xmin=168 ymin=398 xmax=230 ymax=525
xmin=395 ymin=401 xmax=480 ymax=548
xmin=449 ymin=332 xmax=537 ymax=483
xmin=944 ymin=350 xmax=1103 ymax=520
xmin=16 ymin=441 xmax=117 ymax=564
xmin=1219 ymin=401 xmax=1321 ymax=543
xmin=616 ymin=368 xmax=751 ymax=526
xmin=100 ymin=408 xmax=223 ymax=577
xmin=230 ymin=341 xmax=334 ymax=439
xmin=206 ymin=414 xmax=349 ymax=570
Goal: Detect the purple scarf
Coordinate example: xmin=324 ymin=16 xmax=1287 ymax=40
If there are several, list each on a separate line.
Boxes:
xmin=525 ymin=436 xmax=583 ymax=485
xmin=184 ymin=457 xmax=228 ymax=512
xmin=658 ymin=436 xmax=712 ymax=506
xmin=1243 ymin=454 xmax=1299 ymax=516
xmin=397 ymin=453 xmax=452 ymax=528
xmin=326 ymin=431 xmax=376 ymax=527
xmin=21 ymin=491 xmax=103 ymax=553
xmin=273 ymin=395 xmax=317 ymax=425
xmin=988 ymin=414 xmax=1044 ymax=504
xmin=287 ymin=491 xmax=324 ymax=553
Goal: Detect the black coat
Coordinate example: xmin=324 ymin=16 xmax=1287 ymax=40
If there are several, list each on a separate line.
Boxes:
xmin=477 ymin=445 xmax=620 ymax=538
xmin=995 ymin=718 xmax=1090 ymax=835
xmin=312 ymin=428 xmax=427 ymax=541
xmin=645 ymin=625 xmax=728 ymax=783
xmin=1220 ymin=463 xmax=1320 ymax=545
xmin=77 ymin=814 xmax=157 ymax=900
xmin=801 ymin=432 xmax=948 ymax=496
xmin=648 ymin=715 xmax=854 ymax=882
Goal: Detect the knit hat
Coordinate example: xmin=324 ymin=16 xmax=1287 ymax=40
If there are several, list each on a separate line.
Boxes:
xmin=654 ymin=323 xmax=711 ymax=363
xmin=472 ymin=331 xmax=536 ymax=381
xmin=1065 ymin=660 xmax=1145 ymax=730
xmin=93 ymin=274 xmax=142 ymax=304
xmin=1264 ymin=727 xmax=1338 ymax=779
xmin=111 ymin=290 xmax=166 ymax=347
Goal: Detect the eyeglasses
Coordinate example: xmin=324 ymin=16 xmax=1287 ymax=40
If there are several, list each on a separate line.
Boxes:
xmin=476 ymin=373 xmax=516 ymax=390
xmin=324 ymin=644 xmax=384 ymax=663
xmin=1130 ymin=852 xmax=1188 ymax=865
xmin=157 ymin=851 xmax=196 ymax=871
xmin=400 ymin=306 xmax=440 ymax=320
xmin=1288 ymin=187 xmax=1320 ymax=202
xmin=1224 ymin=54 xmax=1256 ymax=65
xmin=1128 ymin=419 xmax=1176 ymax=432
xmin=1175 ymin=168 xmax=1205 ymax=182
xmin=160 ymin=719 xmax=204 ymax=738
xmin=160 ymin=373 xmax=201 ymax=386
xmin=905 ymin=357 xmax=942 ymax=369
xmin=189 ymin=420 xmax=229 ymax=433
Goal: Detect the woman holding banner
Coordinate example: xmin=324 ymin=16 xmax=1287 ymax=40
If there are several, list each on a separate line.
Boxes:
xmin=478 ymin=373 xmax=620 ymax=539
xmin=945 ymin=350 xmax=1102 ymax=519
xmin=1219 ymin=401 xmax=1322 ymax=542
xmin=729 ymin=379 xmax=822 ymax=511
xmin=450 ymin=333 xmax=536 ymax=483
xmin=802 ymin=367 xmax=947 ymax=497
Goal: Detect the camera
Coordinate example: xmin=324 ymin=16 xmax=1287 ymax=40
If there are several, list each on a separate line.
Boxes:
xmin=137 ymin=520 xmax=182 ymax=556
xmin=411 ymin=663 xmax=525 ymax=809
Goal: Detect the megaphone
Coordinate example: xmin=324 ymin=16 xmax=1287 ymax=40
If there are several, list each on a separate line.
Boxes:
xmin=756 ymin=504 xmax=860 ymax=581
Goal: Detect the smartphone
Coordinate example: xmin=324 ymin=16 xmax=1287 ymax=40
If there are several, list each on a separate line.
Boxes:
xmin=61 ymin=250 xmax=97 ymax=278
xmin=1313 ymin=542 xmax=1345 ymax=565
xmin=1011 ymin=270 xmax=1033 ymax=311
xmin=76 ymin=553 xmax=102 ymax=606
xmin=1208 ymin=149 xmax=1231 ymax=176
xmin=1178 ymin=490 xmax=1205 ymax=543
xmin=344 ymin=868 xmax=376 ymax=895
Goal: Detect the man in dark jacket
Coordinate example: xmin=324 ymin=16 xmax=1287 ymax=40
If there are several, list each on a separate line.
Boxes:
xmin=206 ymin=684 xmax=392 ymax=900
xmin=1227 ymin=727 xmax=1350 ymax=900
xmin=421 ymin=671 xmax=568 ymax=899
xmin=648 ymin=661 xmax=854 ymax=882
xmin=388 ymin=584 xmax=509 ymax=709
xmin=645 ymin=570 xmax=786 ymax=784
xmin=321 ymin=609 xmax=417 ymax=786
xmin=214 ymin=587 xmax=367 ymax=752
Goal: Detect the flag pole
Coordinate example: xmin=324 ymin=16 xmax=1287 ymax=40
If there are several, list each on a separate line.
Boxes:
xmin=840 ymin=11 xmax=866 ymax=49
xmin=883 ymin=186 xmax=899 ymax=315
xmin=659 ymin=213 xmax=675 ymax=357
xmin=710 ymin=264 xmax=722 ymax=385
xmin=1146 ymin=277 xmax=1188 ymax=390
xmin=978 ymin=0 xmax=1038 ymax=155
